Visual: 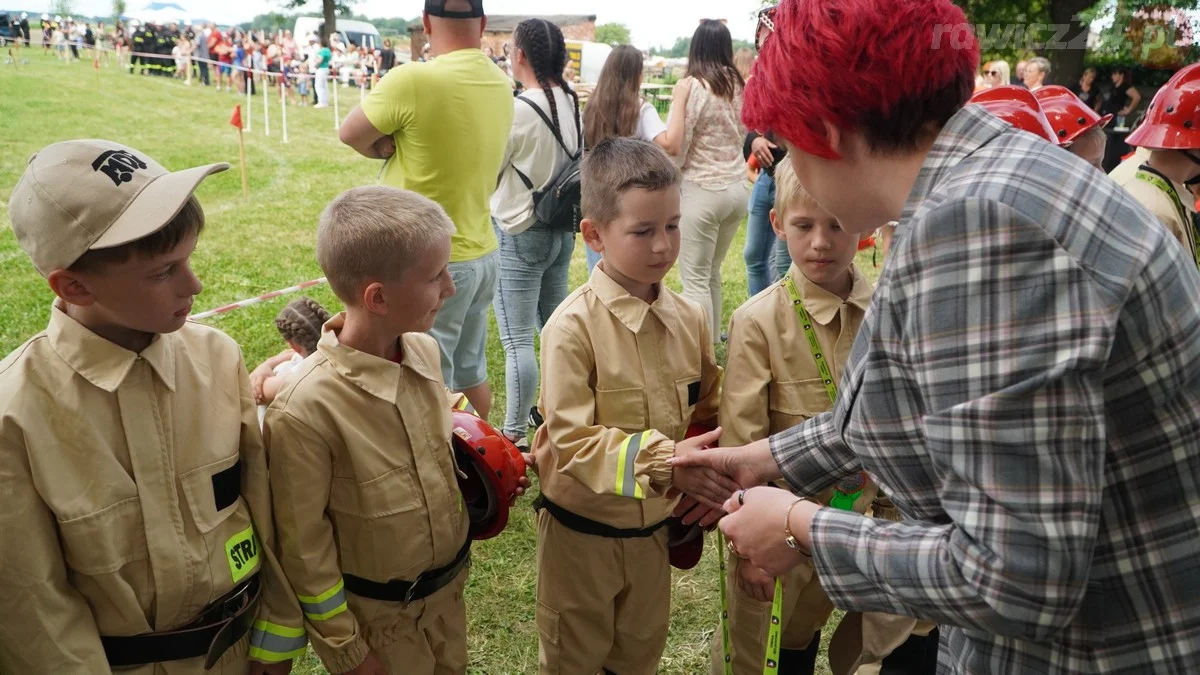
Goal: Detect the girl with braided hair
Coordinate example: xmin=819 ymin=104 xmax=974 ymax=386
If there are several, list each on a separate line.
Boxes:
xmin=490 ymin=17 xmax=582 ymax=448
xmin=251 ymin=296 xmax=331 ymax=423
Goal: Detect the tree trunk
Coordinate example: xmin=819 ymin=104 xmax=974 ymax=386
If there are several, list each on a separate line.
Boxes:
xmin=1047 ymin=0 xmax=1095 ymax=89
xmin=322 ymin=0 xmax=336 ymax=43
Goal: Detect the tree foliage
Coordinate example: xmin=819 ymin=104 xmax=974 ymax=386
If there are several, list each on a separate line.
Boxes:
xmin=594 ymin=22 xmax=632 ymax=45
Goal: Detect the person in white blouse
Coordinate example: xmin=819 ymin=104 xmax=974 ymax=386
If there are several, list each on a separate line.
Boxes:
xmin=490 ymin=18 xmax=582 ymax=448
xmin=580 ymin=44 xmax=669 ymax=271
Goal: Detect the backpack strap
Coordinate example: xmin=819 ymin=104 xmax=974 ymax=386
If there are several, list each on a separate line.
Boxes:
xmin=517 ymin=95 xmax=582 ymax=159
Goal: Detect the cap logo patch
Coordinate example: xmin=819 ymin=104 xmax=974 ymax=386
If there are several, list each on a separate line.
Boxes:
xmin=92 ymin=149 xmax=148 ymax=187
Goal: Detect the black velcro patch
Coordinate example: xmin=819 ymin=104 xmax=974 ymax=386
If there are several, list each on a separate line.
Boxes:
xmin=212 ymin=460 xmax=242 ymax=512
xmin=687 ymin=381 xmax=701 ymax=406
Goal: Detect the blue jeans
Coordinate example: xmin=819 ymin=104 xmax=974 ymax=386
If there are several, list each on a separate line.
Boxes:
xmin=585 ymin=245 xmax=602 ymax=274
xmin=774 ymin=236 xmax=793 ymax=279
xmin=430 ymin=251 xmax=499 ymax=391
xmin=493 ymin=223 xmax=576 ymax=438
xmin=743 ymin=172 xmax=777 ymax=296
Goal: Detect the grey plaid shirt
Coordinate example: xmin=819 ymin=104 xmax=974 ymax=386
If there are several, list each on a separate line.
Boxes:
xmin=771 ymin=105 xmax=1200 ymax=673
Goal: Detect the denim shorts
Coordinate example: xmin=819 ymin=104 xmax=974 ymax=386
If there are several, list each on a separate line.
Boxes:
xmin=429 ymin=250 xmax=499 ymax=390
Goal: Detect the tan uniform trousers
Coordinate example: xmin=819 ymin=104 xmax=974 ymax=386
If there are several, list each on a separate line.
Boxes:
xmin=828 ymin=611 xmax=939 ymax=675
xmin=360 ymin=573 xmax=468 ymax=675
xmin=536 ymin=510 xmax=671 ymax=675
xmin=709 ymin=554 xmax=832 ymax=675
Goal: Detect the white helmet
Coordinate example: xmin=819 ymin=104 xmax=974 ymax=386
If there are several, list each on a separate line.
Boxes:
xmin=21 ymin=12 xmax=28 ymax=19
xmin=185 ymin=19 xmax=192 ymax=26
xmin=66 ymin=16 xmax=73 ymax=22
xmin=54 ymin=15 xmax=62 ymax=21
xmin=41 ymin=13 xmax=49 ymax=20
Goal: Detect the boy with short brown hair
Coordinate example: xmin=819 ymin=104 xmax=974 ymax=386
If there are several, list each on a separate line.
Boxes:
xmin=0 ymin=140 xmax=303 ymax=673
xmin=711 ymin=161 xmax=935 ymax=675
xmin=264 ymin=185 xmax=522 ymax=675
xmin=530 ymin=137 xmax=730 ymax=675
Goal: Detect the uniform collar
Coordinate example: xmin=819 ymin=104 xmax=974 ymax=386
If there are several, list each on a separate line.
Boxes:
xmin=1136 ymin=149 xmax=1197 ymax=213
xmin=316 ymin=313 xmax=441 ymax=404
xmin=46 ymin=301 xmax=177 ymax=392
xmin=787 ymin=264 xmax=873 ymax=326
xmin=902 ymin=105 xmax=1009 ymax=222
xmin=589 ymin=264 xmax=678 ymax=335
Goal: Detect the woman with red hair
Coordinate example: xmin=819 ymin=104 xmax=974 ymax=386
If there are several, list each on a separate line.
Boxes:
xmin=673 ymin=0 xmax=1200 ymax=672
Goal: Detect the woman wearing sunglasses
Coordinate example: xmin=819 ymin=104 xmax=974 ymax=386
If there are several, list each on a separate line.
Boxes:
xmin=673 ymin=0 xmax=1200 ymax=673
xmin=981 ymin=60 xmax=1010 ymax=90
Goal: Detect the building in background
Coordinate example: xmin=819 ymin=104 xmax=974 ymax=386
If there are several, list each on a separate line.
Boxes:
xmin=407 ymin=14 xmax=596 ymax=62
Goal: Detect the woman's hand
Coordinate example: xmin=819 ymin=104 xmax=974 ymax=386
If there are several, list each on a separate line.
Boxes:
xmin=667 ymin=438 xmax=783 ymax=490
xmin=750 ymin=135 xmax=778 ymax=168
xmin=720 ymin=486 xmax=821 ymax=578
xmin=736 ymin=558 xmax=777 ymax=603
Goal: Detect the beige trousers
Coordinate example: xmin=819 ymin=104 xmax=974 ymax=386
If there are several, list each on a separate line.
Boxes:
xmin=709 ymin=553 xmax=832 ymax=675
xmin=679 ymin=180 xmax=751 ymax=340
xmin=358 ymin=572 xmax=469 ymax=675
xmin=535 ymin=510 xmax=671 ymax=675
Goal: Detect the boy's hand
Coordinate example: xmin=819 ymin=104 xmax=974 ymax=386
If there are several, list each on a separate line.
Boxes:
xmin=672 ymin=428 xmax=738 ymax=509
xmin=512 ymin=459 xmax=533 ymax=504
xmin=249 ymin=661 xmax=294 ymax=675
xmin=736 ymin=560 xmax=777 ymax=603
xmin=341 ymin=652 xmax=387 ymax=675
xmin=371 ymin=136 xmax=395 ymax=160
xmin=673 ymin=495 xmax=724 ymax=528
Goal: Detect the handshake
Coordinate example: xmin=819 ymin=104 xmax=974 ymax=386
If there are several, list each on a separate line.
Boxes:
xmin=666 ymin=426 xmax=777 ymax=528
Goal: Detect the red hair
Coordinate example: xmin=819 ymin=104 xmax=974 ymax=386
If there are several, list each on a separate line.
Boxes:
xmin=745 ymin=0 xmax=980 ymax=159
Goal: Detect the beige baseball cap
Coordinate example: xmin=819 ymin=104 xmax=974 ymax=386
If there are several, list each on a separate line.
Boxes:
xmin=7 ymin=139 xmax=229 ymax=276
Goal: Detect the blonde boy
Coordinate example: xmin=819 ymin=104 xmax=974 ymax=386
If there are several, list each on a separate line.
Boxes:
xmin=710 ymin=162 xmax=935 ymax=675
xmin=0 ymin=140 xmax=303 ymax=673
xmin=531 ymin=138 xmax=730 ymax=675
xmin=264 ymin=186 xmax=525 ymax=675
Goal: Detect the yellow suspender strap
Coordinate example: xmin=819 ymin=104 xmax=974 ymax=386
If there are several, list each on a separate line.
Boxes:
xmin=1135 ymin=168 xmax=1200 ymax=269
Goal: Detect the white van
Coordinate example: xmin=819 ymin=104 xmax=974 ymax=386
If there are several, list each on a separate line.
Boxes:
xmin=293 ymin=16 xmax=382 ymax=52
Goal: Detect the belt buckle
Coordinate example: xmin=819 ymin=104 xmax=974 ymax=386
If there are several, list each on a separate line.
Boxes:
xmin=403 ymin=571 xmax=426 ymax=605
xmin=219 ymin=580 xmax=252 ymax=619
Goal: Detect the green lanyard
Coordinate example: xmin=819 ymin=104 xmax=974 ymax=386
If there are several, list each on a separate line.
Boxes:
xmin=784 ymin=276 xmax=865 ymax=509
xmin=717 ymin=531 xmax=783 ymax=675
xmin=717 ymin=276 xmax=864 ymax=675
xmin=1135 ymin=168 xmax=1200 ymax=270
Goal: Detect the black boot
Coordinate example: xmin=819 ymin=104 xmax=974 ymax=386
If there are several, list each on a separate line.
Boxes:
xmin=776 ymin=631 xmax=821 ymax=675
xmin=880 ymin=627 xmax=940 ymax=675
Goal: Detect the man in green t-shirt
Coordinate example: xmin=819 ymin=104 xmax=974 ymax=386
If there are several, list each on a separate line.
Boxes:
xmin=339 ymin=0 xmax=513 ymax=418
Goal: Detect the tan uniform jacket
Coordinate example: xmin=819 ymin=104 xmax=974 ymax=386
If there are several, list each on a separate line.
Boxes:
xmin=0 ymin=304 xmax=304 ymax=674
xmin=532 ymin=266 xmax=722 ymax=529
xmin=722 ymin=265 xmax=876 ymax=507
xmin=263 ymin=315 xmax=469 ymax=673
xmin=1110 ymin=148 xmax=1198 ymax=261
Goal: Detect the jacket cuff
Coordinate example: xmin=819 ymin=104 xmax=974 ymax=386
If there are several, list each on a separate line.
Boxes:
xmin=313 ymin=634 xmax=371 ymax=674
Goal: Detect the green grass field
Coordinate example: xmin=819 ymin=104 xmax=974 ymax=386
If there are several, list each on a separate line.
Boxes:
xmin=1 ymin=50 xmax=881 ymax=674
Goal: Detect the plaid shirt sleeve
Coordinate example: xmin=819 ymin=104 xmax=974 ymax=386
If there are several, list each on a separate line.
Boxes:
xmin=801 ymin=197 xmax=1114 ymax=639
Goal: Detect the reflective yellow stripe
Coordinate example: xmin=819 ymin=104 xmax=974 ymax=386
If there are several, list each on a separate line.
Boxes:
xmin=453 ymin=396 xmax=476 ymax=414
xmin=248 ymin=620 xmax=307 ymax=662
xmin=297 ymin=580 xmax=348 ymax=622
xmin=614 ymin=432 xmax=646 ymax=499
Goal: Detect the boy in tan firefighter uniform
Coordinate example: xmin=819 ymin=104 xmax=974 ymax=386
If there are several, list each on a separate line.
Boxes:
xmin=1109 ymin=63 xmax=1200 ymax=269
xmin=0 ymin=140 xmax=304 ymax=674
xmin=710 ymin=162 xmax=936 ymax=675
xmin=264 ymin=186 xmax=525 ymax=675
xmin=531 ymin=138 xmax=731 ymax=675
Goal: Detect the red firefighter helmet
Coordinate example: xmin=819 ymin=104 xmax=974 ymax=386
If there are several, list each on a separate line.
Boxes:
xmin=1032 ymin=85 xmax=1114 ymax=145
xmin=667 ymin=423 xmax=721 ymax=570
xmin=1126 ymin=63 xmax=1200 ymax=150
xmin=969 ymin=85 xmax=1060 ymax=144
xmin=450 ymin=410 xmax=528 ymax=541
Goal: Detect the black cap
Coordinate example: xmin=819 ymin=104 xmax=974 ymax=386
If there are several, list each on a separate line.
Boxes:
xmin=425 ymin=0 xmax=484 ymax=19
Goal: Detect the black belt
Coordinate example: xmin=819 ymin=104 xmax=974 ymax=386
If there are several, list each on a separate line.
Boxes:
xmin=343 ymin=538 xmax=471 ymax=604
xmin=102 ymin=574 xmax=260 ymax=669
xmin=534 ymin=495 xmax=667 ymax=539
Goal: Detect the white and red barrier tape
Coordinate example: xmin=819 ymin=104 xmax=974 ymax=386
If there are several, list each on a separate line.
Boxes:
xmin=190 ymin=277 xmax=327 ymax=320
